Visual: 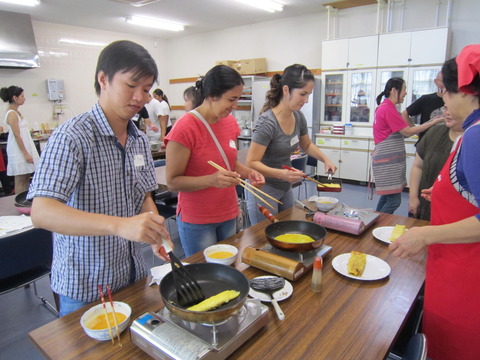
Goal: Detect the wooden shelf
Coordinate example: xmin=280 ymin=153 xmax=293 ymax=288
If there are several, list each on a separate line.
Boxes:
xmin=323 ymin=0 xmax=377 ymax=10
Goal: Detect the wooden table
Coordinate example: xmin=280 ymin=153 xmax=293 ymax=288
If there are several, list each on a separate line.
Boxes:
xmin=151 ymin=149 xmax=166 ymax=160
xmin=29 ymin=206 xmax=428 ymax=360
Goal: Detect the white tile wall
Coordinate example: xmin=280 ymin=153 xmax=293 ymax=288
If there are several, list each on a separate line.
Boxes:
xmin=0 ymin=21 xmax=168 ymax=131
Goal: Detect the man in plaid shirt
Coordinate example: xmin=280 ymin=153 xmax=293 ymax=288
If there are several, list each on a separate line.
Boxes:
xmin=28 ymin=40 xmax=172 ymax=316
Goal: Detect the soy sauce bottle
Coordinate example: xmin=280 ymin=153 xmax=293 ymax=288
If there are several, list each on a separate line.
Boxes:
xmin=311 ymin=256 xmax=323 ymax=292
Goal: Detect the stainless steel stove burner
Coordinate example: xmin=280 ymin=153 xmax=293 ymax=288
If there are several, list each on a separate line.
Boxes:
xmin=130 ymin=299 xmax=269 ymax=360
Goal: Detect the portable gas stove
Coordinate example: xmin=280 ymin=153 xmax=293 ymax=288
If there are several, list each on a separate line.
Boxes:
xmin=130 ymin=299 xmax=269 ymax=360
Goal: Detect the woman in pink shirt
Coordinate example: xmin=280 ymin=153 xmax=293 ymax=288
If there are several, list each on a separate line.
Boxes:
xmin=164 ymin=65 xmax=264 ymax=256
xmin=372 ymin=77 xmax=443 ymax=214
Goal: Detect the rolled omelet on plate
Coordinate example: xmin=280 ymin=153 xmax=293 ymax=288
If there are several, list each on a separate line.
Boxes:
xmin=347 ymin=251 xmax=367 ymax=277
xmin=389 ymin=225 xmax=406 ymax=241
xmin=187 ymin=290 xmax=240 ymax=312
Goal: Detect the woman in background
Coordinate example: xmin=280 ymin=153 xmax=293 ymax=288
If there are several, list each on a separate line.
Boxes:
xmin=246 ymin=64 xmax=336 ymax=225
xmin=153 ymin=88 xmax=171 ymax=140
xmin=164 ymin=65 xmax=264 ymax=256
xmin=372 ymin=78 xmax=443 ymax=214
xmin=0 ymin=124 xmax=13 ymax=195
xmin=183 ymin=86 xmax=198 ymax=111
xmin=390 ymin=44 xmax=480 ymax=360
xmin=1 ymin=86 xmax=39 ymax=194
xmin=408 ymin=106 xmax=464 ymax=220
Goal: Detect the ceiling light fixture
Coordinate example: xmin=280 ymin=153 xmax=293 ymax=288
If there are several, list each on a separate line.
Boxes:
xmin=0 ymin=0 xmax=40 ymax=6
xmin=59 ymin=38 xmax=108 ymax=47
xmin=235 ymin=0 xmax=283 ymax=13
xmin=125 ymin=16 xmax=184 ymax=32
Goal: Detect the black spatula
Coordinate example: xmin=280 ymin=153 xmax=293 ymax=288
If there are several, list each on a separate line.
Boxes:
xmin=250 ymin=277 xmax=285 ymax=320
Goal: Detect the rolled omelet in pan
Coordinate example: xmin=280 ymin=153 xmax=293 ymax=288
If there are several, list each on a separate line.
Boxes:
xmin=187 ymin=290 xmax=240 ymax=312
xmin=347 ymin=251 xmax=367 ymax=277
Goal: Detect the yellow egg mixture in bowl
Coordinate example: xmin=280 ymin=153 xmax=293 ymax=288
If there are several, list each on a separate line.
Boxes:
xmin=204 ymin=244 xmax=238 ymax=265
xmin=80 ymin=301 xmax=131 ymax=341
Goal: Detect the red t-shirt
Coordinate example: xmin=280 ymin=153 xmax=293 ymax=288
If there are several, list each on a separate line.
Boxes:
xmin=164 ymin=113 xmax=240 ymax=224
xmin=373 ymin=98 xmax=408 ymax=144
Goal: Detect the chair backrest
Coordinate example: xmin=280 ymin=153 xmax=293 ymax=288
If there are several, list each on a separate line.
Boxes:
xmin=0 ymin=228 xmax=53 ymax=281
xmin=291 ymin=155 xmax=308 ymax=172
xmin=306 ymin=155 xmax=318 ymax=168
xmin=403 ymin=333 xmax=427 ymax=360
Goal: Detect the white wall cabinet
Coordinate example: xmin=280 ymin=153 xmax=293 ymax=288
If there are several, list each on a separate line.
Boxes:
xmin=377 ymin=28 xmax=450 ymax=67
xmin=322 ymin=35 xmax=378 ymax=71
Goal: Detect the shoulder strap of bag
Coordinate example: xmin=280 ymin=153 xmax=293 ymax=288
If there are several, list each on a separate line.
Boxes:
xmin=190 ymin=110 xmax=231 ymax=171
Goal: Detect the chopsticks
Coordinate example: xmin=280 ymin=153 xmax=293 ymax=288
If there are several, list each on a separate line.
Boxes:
xmin=207 ymin=160 xmax=282 ymax=210
xmin=282 ymin=165 xmax=325 ymax=186
xmin=97 ymin=285 xmax=115 ymax=345
xmin=106 ymin=285 xmax=122 ymax=347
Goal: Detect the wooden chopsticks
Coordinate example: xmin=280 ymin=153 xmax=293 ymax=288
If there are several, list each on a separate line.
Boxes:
xmin=282 ymin=165 xmax=324 ymax=186
xmin=106 ymin=285 xmax=122 ymax=347
xmin=97 ymin=285 xmax=122 ymax=347
xmin=97 ymin=285 xmax=115 ymax=345
xmin=207 ymin=160 xmax=282 ymax=210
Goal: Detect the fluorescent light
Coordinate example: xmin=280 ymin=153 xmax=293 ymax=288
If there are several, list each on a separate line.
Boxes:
xmin=235 ymin=0 xmax=283 ymax=13
xmin=0 ymin=0 xmax=40 ymax=6
xmin=59 ymin=38 xmax=108 ymax=47
xmin=126 ymin=15 xmax=184 ymax=32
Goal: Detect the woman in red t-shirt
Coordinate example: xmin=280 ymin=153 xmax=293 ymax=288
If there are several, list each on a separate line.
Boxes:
xmin=164 ymin=65 xmax=264 ymax=257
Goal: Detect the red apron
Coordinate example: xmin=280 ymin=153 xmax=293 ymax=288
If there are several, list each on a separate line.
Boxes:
xmin=425 ymin=135 xmax=480 ymax=360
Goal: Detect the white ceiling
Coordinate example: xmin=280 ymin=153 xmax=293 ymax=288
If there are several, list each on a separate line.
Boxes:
xmin=0 ymin=0 xmax=331 ymax=39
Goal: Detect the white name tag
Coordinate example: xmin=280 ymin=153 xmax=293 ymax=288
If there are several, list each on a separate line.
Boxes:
xmin=290 ymin=135 xmax=299 ymax=147
xmin=134 ymin=154 xmax=145 ymax=167
xmin=229 ymin=139 xmax=237 ymax=149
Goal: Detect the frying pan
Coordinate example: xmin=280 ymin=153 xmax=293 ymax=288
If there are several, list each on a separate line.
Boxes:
xmin=159 ymin=263 xmax=250 ymax=323
xmin=265 ymin=220 xmax=327 ymax=252
xmin=14 ymin=191 xmax=32 ymax=215
xmin=258 ymin=205 xmax=327 ymax=252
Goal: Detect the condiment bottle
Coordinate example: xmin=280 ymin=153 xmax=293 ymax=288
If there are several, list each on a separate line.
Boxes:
xmin=311 ymin=256 xmax=323 ymax=292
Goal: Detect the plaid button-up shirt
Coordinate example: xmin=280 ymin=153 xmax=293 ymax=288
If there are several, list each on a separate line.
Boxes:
xmin=28 ymin=103 xmax=157 ymax=302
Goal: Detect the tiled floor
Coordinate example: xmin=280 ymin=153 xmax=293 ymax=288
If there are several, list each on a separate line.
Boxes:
xmin=0 ymin=182 xmax=410 ymax=359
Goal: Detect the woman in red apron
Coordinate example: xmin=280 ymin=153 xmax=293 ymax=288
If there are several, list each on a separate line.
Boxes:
xmin=390 ymin=45 xmax=480 ymax=360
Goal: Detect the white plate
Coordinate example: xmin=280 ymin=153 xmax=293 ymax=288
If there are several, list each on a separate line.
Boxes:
xmin=373 ymin=226 xmax=407 ymax=244
xmin=332 ymin=253 xmax=391 ymax=281
xmin=149 ymin=262 xmax=188 ymax=286
xmin=248 ymin=276 xmax=293 ymax=302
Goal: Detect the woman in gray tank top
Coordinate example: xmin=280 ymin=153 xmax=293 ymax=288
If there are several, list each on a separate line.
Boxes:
xmin=245 ymin=64 xmax=337 ymax=225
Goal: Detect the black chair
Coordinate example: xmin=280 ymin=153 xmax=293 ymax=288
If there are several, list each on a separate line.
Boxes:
xmin=306 ymin=155 xmax=320 ymax=197
xmin=0 ymin=228 xmax=59 ymax=316
xmin=291 ymin=154 xmax=308 ymax=200
xmin=387 ymin=333 xmax=428 ymax=360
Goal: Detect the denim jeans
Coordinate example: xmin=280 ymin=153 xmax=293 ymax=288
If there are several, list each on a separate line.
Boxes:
xmin=59 ymin=295 xmax=90 ymax=317
xmin=176 ymin=214 xmax=237 ymax=257
xmin=246 ymin=183 xmax=294 ymax=225
xmin=376 ymin=193 xmax=402 ymax=214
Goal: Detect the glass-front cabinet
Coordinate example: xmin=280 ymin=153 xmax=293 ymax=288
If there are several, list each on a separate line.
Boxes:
xmin=377 ymin=69 xmax=406 ymax=112
xmin=347 ymin=70 xmax=375 ymax=123
xmin=323 ymin=73 xmax=345 ymax=122
xmin=409 ymin=68 xmax=440 ymax=102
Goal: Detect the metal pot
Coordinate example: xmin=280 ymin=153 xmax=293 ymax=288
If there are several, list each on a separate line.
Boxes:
xmin=240 ymin=128 xmax=252 ymax=137
xmin=265 ymin=220 xmax=327 ymax=253
xmin=159 ymin=263 xmax=250 ymax=323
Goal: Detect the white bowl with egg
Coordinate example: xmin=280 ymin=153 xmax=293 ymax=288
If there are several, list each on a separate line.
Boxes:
xmin=80 ymin=301 xmax=131 ymax=341
xmin=315 ymin=196 xmax=339 ymax=212
xmin=203 ymin=244 xmax=238 ymax=266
